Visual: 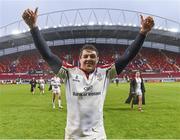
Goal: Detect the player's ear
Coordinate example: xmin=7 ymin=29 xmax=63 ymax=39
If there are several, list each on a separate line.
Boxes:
xmin=96 ymin=57 xmax=99 ymax=64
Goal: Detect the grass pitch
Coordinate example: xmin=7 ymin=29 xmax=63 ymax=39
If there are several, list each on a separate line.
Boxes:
xmin=0 ymin=82 xmax=180 ymax=139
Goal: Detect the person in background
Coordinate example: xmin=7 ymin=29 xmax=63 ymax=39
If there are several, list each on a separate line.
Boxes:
xmin=125 ymin=71 xmax=145 ymax=111
xmin=50 ymin=75 xmax=63 ymax=109
xmin=38 ymin=77 xmax=45 ymax=94
xmin=30 ymin=77 xmax=37 ymax=95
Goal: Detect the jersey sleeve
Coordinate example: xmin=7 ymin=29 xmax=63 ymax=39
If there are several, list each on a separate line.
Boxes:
xmin=30 ymin=27 xmax=62 ymax=74
xmin=61 ymin=61 xmax=75 ymax=72
xmin=99 ymin=63 xmax=114 ymax=72
xmin=115 ymin=33 xmax=146 ymax=75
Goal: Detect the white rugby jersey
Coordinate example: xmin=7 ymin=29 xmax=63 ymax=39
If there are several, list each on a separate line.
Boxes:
xmin=61 ymin=62 xmax=113 ymax=139
xmin=39 ymin=79 xmax=45 ymax=85
xmin=51 ymin=77 xmax=61 ymax=91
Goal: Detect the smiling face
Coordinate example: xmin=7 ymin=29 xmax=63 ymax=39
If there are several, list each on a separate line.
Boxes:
xmin=79 ymin=45 xmax=99 ymax=73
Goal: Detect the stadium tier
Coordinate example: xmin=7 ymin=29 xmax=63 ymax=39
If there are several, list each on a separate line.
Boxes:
xmin=0 ymin=45 xmax=179 ymax=80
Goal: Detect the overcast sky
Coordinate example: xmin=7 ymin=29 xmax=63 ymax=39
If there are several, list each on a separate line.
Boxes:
xmin=0 ymin=0 xmax=180 ymax=27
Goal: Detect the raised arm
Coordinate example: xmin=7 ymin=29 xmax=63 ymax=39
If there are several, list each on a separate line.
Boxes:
xmin=22 ymin=8 xmax=62 ymax=74
xmin=115 ymin=15 xmax=154 ymax=75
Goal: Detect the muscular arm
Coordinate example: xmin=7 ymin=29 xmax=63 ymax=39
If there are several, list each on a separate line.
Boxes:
xmin=30 ymin=27 xmax=62 ymax=74
xmin=115 ymin=33 xmax=146 ymax=75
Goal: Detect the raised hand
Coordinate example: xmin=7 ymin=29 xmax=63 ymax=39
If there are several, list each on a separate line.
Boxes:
xmin=22 ymin=7 xmax=38 ymax=29
xmin=140 ymin=15 xmax=154 ymax=35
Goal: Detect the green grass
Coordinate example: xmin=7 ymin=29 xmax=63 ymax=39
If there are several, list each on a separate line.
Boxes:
xmin=0 ymin=82 xmax=180 ymax=139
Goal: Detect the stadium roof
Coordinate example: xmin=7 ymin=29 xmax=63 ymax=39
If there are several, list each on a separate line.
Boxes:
xmin=0 ymin=8 xmax=180 ymax=54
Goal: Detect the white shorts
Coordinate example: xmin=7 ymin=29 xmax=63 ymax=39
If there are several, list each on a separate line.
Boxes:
xmin=136 ymin=90 xmax=142 ymax=96
xmin=40 ymin=84 xmax=44 ymax=90
xmin=65 ymin=126 xmax=106 ymax=139
xmin=52 ymin=89 xmax=61 ymax=95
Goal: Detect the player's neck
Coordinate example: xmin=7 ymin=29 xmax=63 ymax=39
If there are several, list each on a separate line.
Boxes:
xmin=80 ymin=68 xmax=94 ymax=79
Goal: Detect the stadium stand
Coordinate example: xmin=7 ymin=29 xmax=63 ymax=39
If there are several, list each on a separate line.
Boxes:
xmin=0 ymin=45 xmax=179 ymax=81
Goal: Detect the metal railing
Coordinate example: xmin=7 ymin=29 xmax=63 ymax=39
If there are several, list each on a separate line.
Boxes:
xmin=0 ymin=8 xmax=180 ymax=37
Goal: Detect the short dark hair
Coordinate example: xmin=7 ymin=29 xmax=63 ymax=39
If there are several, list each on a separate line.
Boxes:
xmin=79 ymin=44 xmax=99 ymax=57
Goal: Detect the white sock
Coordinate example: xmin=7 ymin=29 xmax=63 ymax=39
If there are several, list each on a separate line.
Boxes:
xmin=58 ymin=99 xmax=61 ymax=107
xmin=52 ymin=100 xmax=55 ymax=108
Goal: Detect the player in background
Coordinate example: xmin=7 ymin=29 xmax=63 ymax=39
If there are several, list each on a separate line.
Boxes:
xmin=38 ymin=77 xmax=45 ymax=94
xmin=50 ymin=75 xmax=63 ymax=109
xmin=115 ymin=76 xmax=119 ymax=86
xmin=30 ymin=77 xmax=37 ymax=95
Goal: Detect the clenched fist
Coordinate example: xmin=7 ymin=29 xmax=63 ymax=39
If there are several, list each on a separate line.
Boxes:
xmin=140 ymin=15 xmax=154 ymax=35
xmin=22 ymin=7 xmax=38 ymax=29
